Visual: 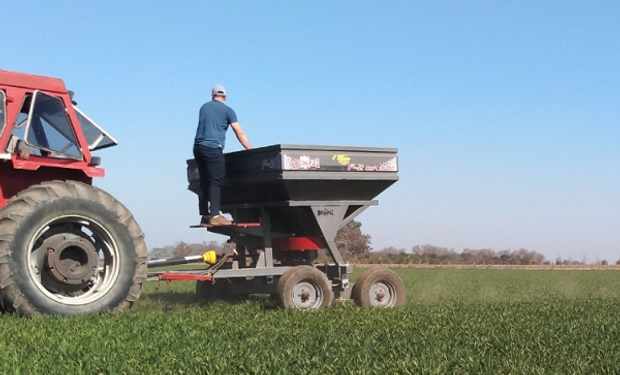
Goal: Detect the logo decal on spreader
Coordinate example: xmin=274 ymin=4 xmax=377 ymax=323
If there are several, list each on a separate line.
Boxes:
xmin=283 ymin=154 xmax=321 ymax=170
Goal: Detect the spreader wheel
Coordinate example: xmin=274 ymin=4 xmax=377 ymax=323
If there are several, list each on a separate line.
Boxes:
xmin=276 ymin=266 xmax=333 ymax=310
xmin=0 ymin=180 xmax=147 ymax=316
xmin=351 ymin=268 xmax=406 ymax=308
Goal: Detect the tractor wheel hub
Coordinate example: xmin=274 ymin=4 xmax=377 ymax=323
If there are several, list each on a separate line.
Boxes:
xmin=43 ymin=234 xmax=99 ymax=285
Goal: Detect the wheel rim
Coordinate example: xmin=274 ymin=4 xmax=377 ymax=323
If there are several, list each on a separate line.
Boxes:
xmin=368 ymin=280 xmax=396 ymax=307
xmin=26 ymin=214 xmax=121 ymax=305
xmin=291 ymin=280 xmax=324 ymax=309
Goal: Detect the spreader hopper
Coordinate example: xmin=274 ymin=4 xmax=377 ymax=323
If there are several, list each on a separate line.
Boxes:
xmin=188 ymin=144 xmax=397 ymax=234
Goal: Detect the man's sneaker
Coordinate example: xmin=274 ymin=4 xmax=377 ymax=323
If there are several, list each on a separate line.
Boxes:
xmin=197 ymin=216 xmax=211 ymax=227
xmin=209 ymin=215 xmax=233 ymax=226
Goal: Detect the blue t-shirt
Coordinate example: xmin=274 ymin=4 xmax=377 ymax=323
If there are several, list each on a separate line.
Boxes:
xmin=194 ymin=100 xmax=238 ymax=149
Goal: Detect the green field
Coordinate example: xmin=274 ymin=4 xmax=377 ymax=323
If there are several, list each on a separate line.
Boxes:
xmin=2 ymin=269 xmax=620 ymax=374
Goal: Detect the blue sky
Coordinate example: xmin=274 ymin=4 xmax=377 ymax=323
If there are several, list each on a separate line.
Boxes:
xmin=3 ymin=1 xmax=619 ymax=262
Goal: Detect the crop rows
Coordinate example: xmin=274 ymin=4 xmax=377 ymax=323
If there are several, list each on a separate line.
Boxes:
xmin=1 ymin=269 xmax=620 ymax=374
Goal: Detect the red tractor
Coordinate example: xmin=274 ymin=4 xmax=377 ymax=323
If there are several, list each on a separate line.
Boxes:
xmin=0 ymin=69 xmax=147 ymax=316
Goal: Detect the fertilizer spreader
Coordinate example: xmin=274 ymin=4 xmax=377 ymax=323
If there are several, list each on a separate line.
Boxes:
xmin=148 ymin=144 xmax=405 ymax=309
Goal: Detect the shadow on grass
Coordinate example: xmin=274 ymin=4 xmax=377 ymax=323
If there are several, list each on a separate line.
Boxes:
xmin=141 ymin=291 xmax=198 ymax=306
xmin=140 ymin=291 xmax=280 ymax=311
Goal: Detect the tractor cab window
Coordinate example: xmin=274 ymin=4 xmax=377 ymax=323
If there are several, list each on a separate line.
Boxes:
xmin=73 ymin=105 xmax=118 ymax=151
xmin=0 ymin=90 xmax=6 ymax=134
xmin=20 ymin=90 xmax=82 ymax=160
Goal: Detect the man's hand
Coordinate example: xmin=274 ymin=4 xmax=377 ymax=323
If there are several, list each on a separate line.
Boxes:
xmin=17 ymin=141 xmax=31 ymax=159
xmin=18 ymin=148 xmax=30 ymax=159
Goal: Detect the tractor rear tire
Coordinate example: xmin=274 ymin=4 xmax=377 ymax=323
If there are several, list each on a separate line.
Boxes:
xmin=0 ymin=180 xmax=147 ymax=316
xmin=276 ymin=266 xmax=333 ymax=310
xmin=351 ymin=268 xmax=406 ymax=308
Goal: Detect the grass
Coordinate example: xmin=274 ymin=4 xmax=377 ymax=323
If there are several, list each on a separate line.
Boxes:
xmin=387 ymin=268 xmax=620 ymax=303
xmin=1 ymin=268 xmax=620 ymax=374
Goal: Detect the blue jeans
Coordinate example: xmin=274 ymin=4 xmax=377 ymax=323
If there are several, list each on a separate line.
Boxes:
xmin=193 ymin=145 xmax=225 ymax=216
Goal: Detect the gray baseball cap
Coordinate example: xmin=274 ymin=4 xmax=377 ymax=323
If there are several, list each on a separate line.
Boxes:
xmin=211 ymin=85 xmax=227 ymax=97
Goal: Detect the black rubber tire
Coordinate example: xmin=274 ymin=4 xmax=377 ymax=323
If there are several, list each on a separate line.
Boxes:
xmin=351 ymin=268 xmax=406 ymax=308
xmin=0 ymin=180 xmax=147 ymax=316
xmin=276 ymin=266 xmax=333 ymax=310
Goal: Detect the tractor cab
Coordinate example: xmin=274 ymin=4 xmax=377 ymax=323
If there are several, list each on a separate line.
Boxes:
xmin=0 ymin=69 xmax=118 ymax=206
xmin=1 ymin=86 xmax=117 ymax=162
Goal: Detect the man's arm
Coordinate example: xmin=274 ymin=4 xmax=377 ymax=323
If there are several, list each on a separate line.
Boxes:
xmin=230 ymin=122 xmax=252 ymax=150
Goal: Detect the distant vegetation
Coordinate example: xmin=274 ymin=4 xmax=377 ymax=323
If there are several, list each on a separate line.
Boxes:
xmin=150 ymin=240 xmax=229 ymax=260
xmin=150 ymin=221 xmax=609 ymax=266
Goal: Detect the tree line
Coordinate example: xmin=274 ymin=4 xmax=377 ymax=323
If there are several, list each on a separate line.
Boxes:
xmin=332 ymin=221 xmax=548 ymax=265
xmin=149 ymin=221 xmax=602 ymax=266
